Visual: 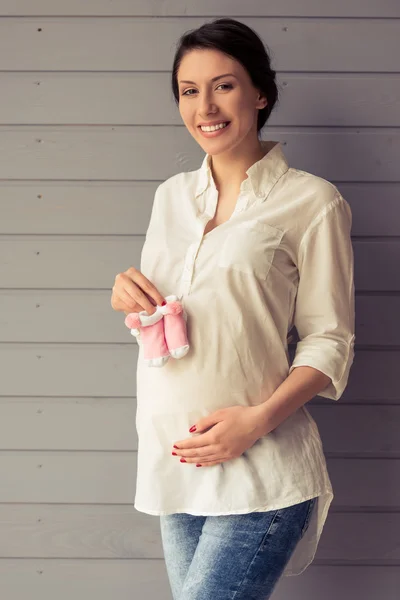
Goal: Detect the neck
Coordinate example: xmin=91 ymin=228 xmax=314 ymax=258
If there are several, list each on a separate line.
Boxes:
xmin=209 ymin=139 xmax=273 ymax=194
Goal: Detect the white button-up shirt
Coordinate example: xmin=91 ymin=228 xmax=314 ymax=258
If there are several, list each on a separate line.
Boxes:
xmin=133 ymin=140 xmax=355 ymax=576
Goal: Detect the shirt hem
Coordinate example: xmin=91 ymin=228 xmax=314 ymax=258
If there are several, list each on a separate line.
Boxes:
xmin=283 ymin=487 xmax=333 ymax=576
xmin=133 ymin=490 xmax=326 ymax=517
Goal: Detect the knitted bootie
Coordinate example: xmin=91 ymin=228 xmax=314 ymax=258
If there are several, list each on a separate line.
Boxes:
xmin=159 ymin=295 xmax=189 ymax=359
xmin=124 ymin=306 xmax=170 ymax=367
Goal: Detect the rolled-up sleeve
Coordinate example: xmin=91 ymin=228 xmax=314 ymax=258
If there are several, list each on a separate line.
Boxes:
xmin=288 ymin=191 xmax=356 ymax=401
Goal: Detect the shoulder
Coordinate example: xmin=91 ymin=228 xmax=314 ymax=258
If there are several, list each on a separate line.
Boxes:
xmin=283 ymin=167 xmax=351 ymax=224
xmin=286 ymin=167 xmax=340 ymax=204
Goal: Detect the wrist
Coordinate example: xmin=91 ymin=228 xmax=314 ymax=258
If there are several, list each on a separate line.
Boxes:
xmin=252 ymin=403 xmax=274 ymax=438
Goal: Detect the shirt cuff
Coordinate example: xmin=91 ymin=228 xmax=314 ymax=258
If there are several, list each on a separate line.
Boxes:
xmin=288 ymin=333 xmax=355 ymax=401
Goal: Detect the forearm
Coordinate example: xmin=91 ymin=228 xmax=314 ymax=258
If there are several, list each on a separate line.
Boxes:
xmin=255 ymin=366 xmax=332 ymax=437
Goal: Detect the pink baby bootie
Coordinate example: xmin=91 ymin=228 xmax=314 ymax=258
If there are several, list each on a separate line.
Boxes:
xmin=124 ymin=306 xmax=170 ymax=367
xmin=159 ymin=295 xmax=190 ymax=359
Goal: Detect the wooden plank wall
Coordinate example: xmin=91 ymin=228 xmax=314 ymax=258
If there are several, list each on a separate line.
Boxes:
xmin=1 ymin=1 xmax=399 ymax=598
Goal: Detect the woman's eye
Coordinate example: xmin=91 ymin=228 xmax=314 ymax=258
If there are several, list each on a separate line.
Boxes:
xmin=182 ymin=83 xmax=232 ymax=96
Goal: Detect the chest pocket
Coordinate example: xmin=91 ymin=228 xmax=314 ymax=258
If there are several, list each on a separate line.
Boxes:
xmin=218 ymin=220 xmax=284 ymax=280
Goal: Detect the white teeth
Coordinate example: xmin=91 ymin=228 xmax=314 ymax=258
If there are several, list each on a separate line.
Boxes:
xmin=200 ymin=122 xmax=229 ymax=132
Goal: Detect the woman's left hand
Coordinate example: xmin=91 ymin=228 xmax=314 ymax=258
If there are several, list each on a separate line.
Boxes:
xmin=171 ymin=405 xmax=270 ymax=467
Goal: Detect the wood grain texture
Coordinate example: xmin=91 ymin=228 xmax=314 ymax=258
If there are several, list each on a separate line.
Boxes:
xmin=0 ymin=453 xmax=398 ymax=506
xmin=0 ymin=0 xmax=399 ymax=17
xmin=1 ymin=181 xmax=399 ymax=235
xmin=0 ymin=505 xmax=398 ymax=562
xmin=0 ymin=235 xmax=398 ymax=289
xmin=0 ymin=128 xmax=399 ymax=180
xmin=0 ymin=4 xmax=399 ymax=598
xmin=0 ymin=344 xmax=399 ymax=401
xmin=0 ymin=561 xmax=397 ymax=600
xmin=0 ymin=18 xmax=398 ymax=71
xmin=0 ymin=73 xmax=399 ymax=126
xmin=0 ymin=400 xmax=399 ymax=453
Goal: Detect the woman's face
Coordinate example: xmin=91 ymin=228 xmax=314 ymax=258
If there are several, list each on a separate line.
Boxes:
xmin=177 ymin=49 xmax=267 ymax=156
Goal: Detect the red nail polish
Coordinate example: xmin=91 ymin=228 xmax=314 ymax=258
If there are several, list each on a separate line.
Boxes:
xmin=172 ymin=452 xmax=177 ymax=455
xmin=189 ymin=426 xmax=196 ymax=432
xmin=196 ymin=464 xmax=202 ymax=467
xmin=173 ymin=445 xmax=178 ymax=449
xmin=162 ymin=300 xmax=167 ymax=306
xmin=180 ymin=458 xmax=186 ymax=463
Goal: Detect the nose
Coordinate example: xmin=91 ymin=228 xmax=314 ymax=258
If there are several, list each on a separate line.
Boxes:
xmin=198 ymin=91 xmax=218 ymax=118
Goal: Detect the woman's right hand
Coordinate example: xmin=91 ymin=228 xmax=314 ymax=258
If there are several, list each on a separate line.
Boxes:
xmin=111 ymin=267 xmax=166 ymax=316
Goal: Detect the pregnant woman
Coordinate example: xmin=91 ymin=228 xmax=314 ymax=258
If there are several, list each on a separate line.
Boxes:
xmin=111 ymin=17 xmax=355 ymax=600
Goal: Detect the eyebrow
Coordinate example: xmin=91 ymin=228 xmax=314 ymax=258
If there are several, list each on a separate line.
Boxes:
xmin=178 ymin=73 xmax=237 ymax=85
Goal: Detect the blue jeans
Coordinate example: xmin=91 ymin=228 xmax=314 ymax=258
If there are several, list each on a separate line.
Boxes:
xmin=159 ymin=496 xmax=317 ymax=600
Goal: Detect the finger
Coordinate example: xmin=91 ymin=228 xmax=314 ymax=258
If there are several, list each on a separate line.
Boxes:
xmin=123 ymin=272 xmax=165 ymax=314
xmin=130 ymin=286 xmax=159 ymax=315
xmin=173 ymin=435 xmax=214 ymax=450
xmin=181 ymin=453 xmax=224 ymax=464
xmin=196 ymin=453 xmax=231 ymax=465
xmin=120 ymin=279 xmax=158 ymax=315
xmin=119 ymin=291 xmax=140 ymax=311
xmin=143 ymin=291 xmax=157 ymax=305
xmin=173 ymin=445 xmax=217 ymax=458
xmin=113 ymin=289 xmax=141 ymax=313
xmin=135 ymin=273 xmax=166 ymax=307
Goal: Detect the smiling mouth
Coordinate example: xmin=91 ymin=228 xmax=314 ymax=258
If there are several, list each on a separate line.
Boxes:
xmin=198 ymin=121 xmax=231 ymax=131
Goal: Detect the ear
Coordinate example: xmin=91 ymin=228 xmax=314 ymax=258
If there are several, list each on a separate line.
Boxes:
xmin=256 ymin=93 xmax=268 ymax=110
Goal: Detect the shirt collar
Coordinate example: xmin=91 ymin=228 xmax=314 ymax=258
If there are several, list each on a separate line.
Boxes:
xmin=194 ymin=140 xmax=289 ymax=201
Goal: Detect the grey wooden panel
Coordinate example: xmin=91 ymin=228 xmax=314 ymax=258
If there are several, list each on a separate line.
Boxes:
xmin=0 ymin=6 xmax=397 ymax=599
xmin=310 ymin=350 xmax=400 ymax=403
xmin=1 ymin=128 xmax=399 ymax=182
xmin=340 ymin=183 xmax=400 ymax=237
xmin=1 ymin=182 xmax=399 ymax=236
xmin=352 ymin=297 xmax=400 ymax=346
xmin=0 ymin=294 xmax=397 ymax=346
xmin=0 ymin=0 xmax=398 ymax=18
xmin=328 ymin=458 xmax=399 ymax=508
xmin=0 ymin=559 xmax=173 ymax=600
xmin=0 ymin=345 xmax=398 ymax=402
xmin=0 ymin=504 xmax=163 ymax=559
xmin=1 ymin=399 xmax=399 ymax=455
xmin=352 ymin=241 xmax=400 ymax=291
xmin=0 ymin=452 xmax=397 ymax=506
xmin=0 ymin=345 xmax=139 ymax=398
xmin=275 ymin=75 xmax=400 ymax=127
xmin=0 ymin=182 xmax=156 ymax=234
xmin=311 ymin=405 xmax=400 ymax=457
xmin=1 ymin=73 xmax=400 ymax=127
xmin=0 ymin=398 xmax=137 ymax=451
xmin=0 ymin=505 xmax=399 ymax=562
xmin=0 ymin=236 xmax=397 ymax=291
xmin=273 ymin=565 xmax=400 ymax=600
xmin=0 ymin=451 xmax=136 ymax=503
xmin=316 ymin=513 xmax=400 ymax=563
xmin=0 ymin=237 xmax=144 ymax=288
xmin=0 ymin=18 xmax=399 ymax=71
xmin=0 ymin=561 xmax=398 ymax=600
